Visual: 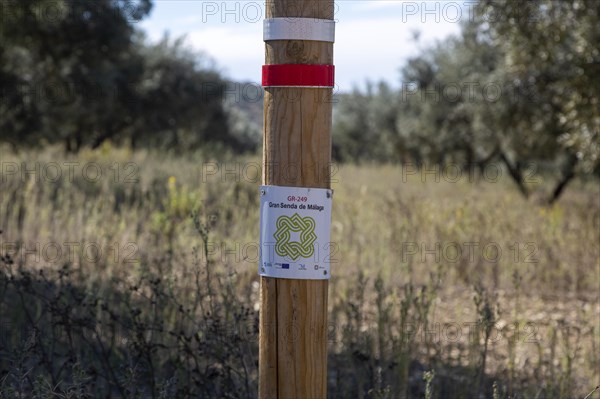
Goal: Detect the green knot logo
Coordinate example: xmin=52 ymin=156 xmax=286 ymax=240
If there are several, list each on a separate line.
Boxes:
xmin=274 ymin=213 xmax=317 ymax=261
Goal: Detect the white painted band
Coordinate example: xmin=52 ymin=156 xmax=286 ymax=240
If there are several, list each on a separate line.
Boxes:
xmin=264 ymin=18 xmax=335 ymax=42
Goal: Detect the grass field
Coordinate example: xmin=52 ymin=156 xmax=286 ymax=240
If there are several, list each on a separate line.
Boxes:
xmin=1 ymin=145 xmax=599 ymax=398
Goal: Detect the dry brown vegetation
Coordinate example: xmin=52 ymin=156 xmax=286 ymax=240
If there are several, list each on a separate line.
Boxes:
xmin=1 ymin=147 xmax=599 ymax=398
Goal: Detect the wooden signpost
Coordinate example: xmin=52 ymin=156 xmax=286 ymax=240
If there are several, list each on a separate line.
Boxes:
xmin=259 ymin=0 xmax=334 ymax=397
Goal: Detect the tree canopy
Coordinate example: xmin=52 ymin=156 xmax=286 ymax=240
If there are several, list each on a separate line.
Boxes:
xmin=0 ymin=0 xmax=254 ymax=152
xmin=332 ymin=0 xmax=599 ymax=203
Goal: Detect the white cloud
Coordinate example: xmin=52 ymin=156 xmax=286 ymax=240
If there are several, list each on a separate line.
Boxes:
xmin=351 ymin=0 xmax=413 ymax=12
xmin=186 ymin=26 xmax=263 ymax=79
xmin=334 ymin=16 xmax=460 ymax=89
xmin=170 ymin=15 xmax=203 ymax=27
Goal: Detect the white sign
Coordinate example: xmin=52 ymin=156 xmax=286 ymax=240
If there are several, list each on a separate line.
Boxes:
xmin=259 ymin=185 xmax=332 ymax=280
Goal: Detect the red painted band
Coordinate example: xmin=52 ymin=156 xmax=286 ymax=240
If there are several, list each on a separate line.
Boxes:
xmin=262 ymin=64 xmax=335 ymax=87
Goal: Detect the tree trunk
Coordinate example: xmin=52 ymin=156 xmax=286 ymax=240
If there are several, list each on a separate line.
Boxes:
xmin=547 ymin=153 xmax=578 ymax=205
xmin=499 ymin=150 xmax=529 ymax=198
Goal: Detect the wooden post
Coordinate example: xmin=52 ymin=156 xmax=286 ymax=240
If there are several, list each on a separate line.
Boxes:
xmin=259 ymin=0 xmax=334 ymax=397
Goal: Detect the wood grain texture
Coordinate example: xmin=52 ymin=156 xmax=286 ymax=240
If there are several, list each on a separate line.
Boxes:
xmin=259 ymin=276 xmax=278 ymax=398
xmin=259 ymin=1 xmax=333 ymax=398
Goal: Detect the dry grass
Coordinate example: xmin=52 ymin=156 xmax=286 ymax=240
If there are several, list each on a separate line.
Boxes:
xmin=0 ymin=145 xmax=598 ymax=398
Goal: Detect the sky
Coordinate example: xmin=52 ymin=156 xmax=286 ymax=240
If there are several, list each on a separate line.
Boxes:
xmin=140 ymin=1 xmax=471 ymax=92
